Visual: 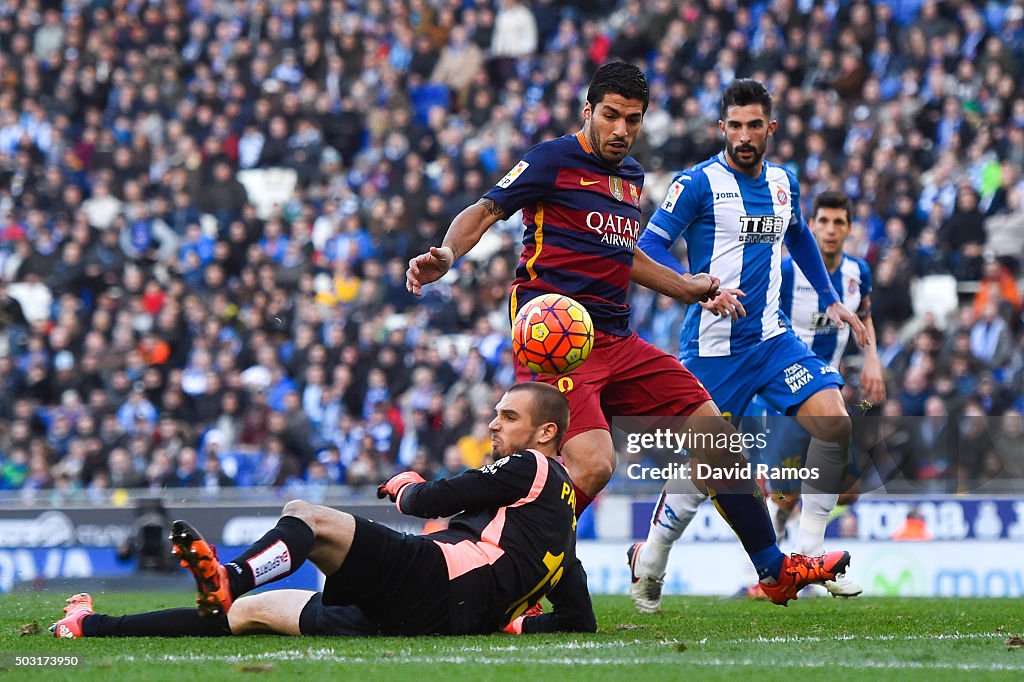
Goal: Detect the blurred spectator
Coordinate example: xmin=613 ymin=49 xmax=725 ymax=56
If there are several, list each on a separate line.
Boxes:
xmin=169 ymin=447 xmax=202 ymax=488
xmin=969 ymin=301 xmax=1014 ymax=370
xmin=898 ymin=367 xmax=934 ymax=416
xmin=915 ymin=396 xmax=955 ymax=480
xmin=435 ymin=445 xmax=470 ymax=479
xmin=200 ymin=454 xmax=234 ymax=492
xmin=108 ymin=447 xmax=145 ymax=489
xmin=983 ymin=186 xmax=1024 ymax=273
xmin=302 ymin=460 xmax=331 ymax=504
xmin=892 ymin=507 xmax=933 ymax=541
xmin=455 ymin=420 xmax=492 ymax=470
xmin=868 ymin=400 xmax=920 ymax=483
xmin=988 ymin=409 xmax=1024 ymax=479
xmin=972 ymin=260 xmax=1022 ymax=320
xmin=955 ymin=399 xmax=995 ymax=486
xmin=940 ymin=186 xmax=986 ymax=280
xmin=430 ymin=25 xmax=483 ymax=108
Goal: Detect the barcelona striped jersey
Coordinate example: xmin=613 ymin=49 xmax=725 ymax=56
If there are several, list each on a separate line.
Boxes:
xmin=483 ymin=131 xmax=644 ymax=337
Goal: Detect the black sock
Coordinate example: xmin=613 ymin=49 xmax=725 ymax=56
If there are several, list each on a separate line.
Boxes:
xmin=82 ymin=609 xmax=231 ymax=637
xmin=223 ymin=515 xmax=315 ymax=598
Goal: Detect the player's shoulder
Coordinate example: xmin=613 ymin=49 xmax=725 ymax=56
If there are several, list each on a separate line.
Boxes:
xmin=524 ymin=135 xmax=575 ymax=160
xmin=543 ymin=133 xmax=582 ymax=150
xmin=843 ymin=254 xmax=871 ymax=276
xmin=480 ymin=450 xmax=539 ymax=475
xmin=765 ymin=160 xmax=800 ymax=189
xmin=673 ymin=156 xmax=718 ymax=186
xmin=658 ymin=158 xmax=714 ymax=209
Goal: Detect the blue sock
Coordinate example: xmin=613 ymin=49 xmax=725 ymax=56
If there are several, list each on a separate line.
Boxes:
xmin=710 ymin=487 xmax=784 ymax=581
xmin=750 ymin=545 xmax=786 ymax=582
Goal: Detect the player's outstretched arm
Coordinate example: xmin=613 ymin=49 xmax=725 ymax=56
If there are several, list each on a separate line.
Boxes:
xmin=858 ymin=307 xmax=886 ymax=406
xmin=380 ymin=453 xmax=537 ymax=518
xmin=632 ymin=247 xmax=720 ymax=304
xmin=406 ymin=198 xmax=507 ymax=295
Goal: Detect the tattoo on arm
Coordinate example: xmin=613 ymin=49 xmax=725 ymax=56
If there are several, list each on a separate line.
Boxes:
xmin=477 ymin=198 xmax=507 ymax=219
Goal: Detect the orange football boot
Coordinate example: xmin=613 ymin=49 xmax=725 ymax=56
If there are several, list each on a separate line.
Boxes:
xmin=759 ymin=551 xmax=851 ymax=606
xmin=170 ymin=519 xmax=234 ymax=616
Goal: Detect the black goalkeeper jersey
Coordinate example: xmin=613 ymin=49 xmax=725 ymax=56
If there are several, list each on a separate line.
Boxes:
xmin=396 ymin=449 xmax=593 ymax=634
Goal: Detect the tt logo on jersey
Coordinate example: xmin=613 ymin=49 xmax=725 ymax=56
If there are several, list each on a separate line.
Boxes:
xmin=738 ymin=215 xmax=785 ymax=243
xmin=809 ymin=311 xmax=837 ymax=333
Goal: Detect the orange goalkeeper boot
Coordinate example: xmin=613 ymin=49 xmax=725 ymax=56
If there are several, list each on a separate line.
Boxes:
xmin=170 ymin=519 xmax=234 ymax=616
xmin=50 ymin=593 xmax=94 ymax=638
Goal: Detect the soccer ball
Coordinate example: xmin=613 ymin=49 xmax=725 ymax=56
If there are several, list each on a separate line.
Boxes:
xmin=512 ymin=293 xmax=594 ymax=375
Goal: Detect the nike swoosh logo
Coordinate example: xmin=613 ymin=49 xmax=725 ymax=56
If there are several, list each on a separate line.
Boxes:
xmin=524 ymin=305 xmax=544 ymax=326
xmin=579 ymin=179 xmax=600 ymax=186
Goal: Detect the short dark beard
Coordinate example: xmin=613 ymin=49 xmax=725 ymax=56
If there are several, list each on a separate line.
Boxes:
xmin=726 ymin=143 xmax=764 ymax=170
xmin=588 ymin=125 xmax=623 ymax=166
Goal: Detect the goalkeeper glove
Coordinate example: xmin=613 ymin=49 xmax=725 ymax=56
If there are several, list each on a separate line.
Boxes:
xmin=377 ymin=471 xmax=426 ymax=511
xmin=503 ymin=602 xmax=543 ymax=634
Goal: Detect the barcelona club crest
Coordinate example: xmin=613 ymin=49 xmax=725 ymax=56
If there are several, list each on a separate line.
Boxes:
xmin=609 ymin=176 xmax=624 ymax=201
xmin=629 ymin=182 xmax=640 ymax=206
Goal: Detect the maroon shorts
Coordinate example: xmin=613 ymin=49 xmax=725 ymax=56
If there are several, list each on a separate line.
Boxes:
xmin=513 ymin=331 xmax=712 ymax=444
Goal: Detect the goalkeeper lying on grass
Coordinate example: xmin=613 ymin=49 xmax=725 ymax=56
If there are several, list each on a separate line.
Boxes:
xmin=52 ymin=383 xmax=595 ymax=638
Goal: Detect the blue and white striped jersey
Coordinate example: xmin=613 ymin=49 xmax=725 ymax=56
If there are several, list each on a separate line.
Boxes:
xmin=641 ymin=152 xmax=833 ymax=359
xmin=781 ymin=254 xmax=871 ymax=369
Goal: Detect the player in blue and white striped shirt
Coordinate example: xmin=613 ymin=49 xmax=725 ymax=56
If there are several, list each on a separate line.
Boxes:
xmin=763 ymin=191 xmax=886 ymax=573
xmin=782 ymin=193 xmax=876 ymax=373
xmin=627 ymin=82 xmax=870 ymax=611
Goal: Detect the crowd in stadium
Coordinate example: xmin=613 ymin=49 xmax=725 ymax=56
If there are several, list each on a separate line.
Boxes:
xmin=0 ymin=0 xmax=1023 ymax=502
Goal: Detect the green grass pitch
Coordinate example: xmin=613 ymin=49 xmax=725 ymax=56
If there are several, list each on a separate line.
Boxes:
xmin=2 ymin=592 xmax=1023 ymax=680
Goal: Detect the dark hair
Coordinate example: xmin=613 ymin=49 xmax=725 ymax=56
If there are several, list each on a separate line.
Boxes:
xmin=720 ymin=78 xmax=773 ymax=120
xmin=812 ymin=190 xmax=853 ymax=224
xmin=587 ymin=62 xmax=649 ymax=113
xmin=506 ymin=382 xmax=570 ymax=448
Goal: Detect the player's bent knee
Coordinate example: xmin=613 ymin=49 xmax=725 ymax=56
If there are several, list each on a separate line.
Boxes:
xmin=592 ymin=457 xmax=616 ymax=488
xmin=282 ymin=499 xmax=311 ymax=517
xmin=281 ymin=499 xmax=320 ymax=529
xmin=226 ymin=596 xmax=261 ymax=634
xmin=819 ymin=415 xmax=852 ymax=445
